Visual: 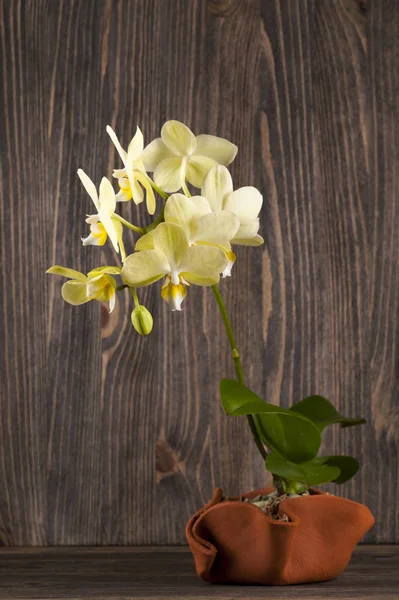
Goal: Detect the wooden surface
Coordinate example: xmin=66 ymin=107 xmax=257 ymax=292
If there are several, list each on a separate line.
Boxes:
xmin=0 ymin=0 xmax=398 ymax=545
xmin=0 ymin=546 xmax=397 ymax=599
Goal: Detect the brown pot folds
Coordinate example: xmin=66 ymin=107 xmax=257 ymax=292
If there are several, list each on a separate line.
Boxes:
xmin=186 ymin=487 xmax=374 ymax=585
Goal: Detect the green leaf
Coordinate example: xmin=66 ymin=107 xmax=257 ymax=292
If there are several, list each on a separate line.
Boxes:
xmin=220 ymin=379 xmax=321 ymax=463
xmin=312 ymin=455 xmax=359 ymax=484
xmin=289 ymin=395 xmax=366 ymax=431
xmin=265 ymin=454 xmax=360 ymax=487
xmin=266 ymin=453 xmax=341 ymax=487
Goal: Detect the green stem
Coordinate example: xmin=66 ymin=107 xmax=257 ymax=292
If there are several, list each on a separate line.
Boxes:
xmin=143 ymin=204 xmax=166 ymax=233
xmin=147 ymin=177 xmax=168 ymax=200
xmin=211 ymin=284 xmax=268 ymax=462
xmin=130 ymin=287 xmax=140 ymax=308
xmin=113 ymin=214 xmax=145 ymax=235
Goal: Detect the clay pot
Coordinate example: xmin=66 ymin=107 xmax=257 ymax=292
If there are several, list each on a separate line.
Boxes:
xmin=186 ymin=487 xmax=374 ymax=585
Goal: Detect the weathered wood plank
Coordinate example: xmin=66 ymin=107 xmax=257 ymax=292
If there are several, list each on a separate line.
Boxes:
xmin=0 ymin=0 xmax=398 ymax=545
xmin=367 ymin=0 xmax=399 ymax=544
xmin=0 ymin=546 xmax=397 ymax=599
xmin=0 ymin=0 xmax=49 ymax=545
xmin=308 ymin=0 xmax=371 ymax=518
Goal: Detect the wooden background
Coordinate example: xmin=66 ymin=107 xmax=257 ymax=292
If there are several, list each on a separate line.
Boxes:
xmin=0 ymin=0 xmax=398 ymax=546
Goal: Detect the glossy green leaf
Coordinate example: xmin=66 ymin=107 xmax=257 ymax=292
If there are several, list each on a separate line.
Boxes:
xmin=220 ymin=379 xmax=321 ymax=463
xmin=266 ymin=453 xmax=360 ymax=487
xmin=265 ymin=453 xmax=340 ymax=487
xmin=312 ymin=455 xmax=359 ymax=484
xmin=289 ymin=395 xmax=366 ymax=431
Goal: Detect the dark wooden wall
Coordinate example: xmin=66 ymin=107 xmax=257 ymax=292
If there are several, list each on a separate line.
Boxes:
xmin=0 ymin=0 xmax=398 ymax=545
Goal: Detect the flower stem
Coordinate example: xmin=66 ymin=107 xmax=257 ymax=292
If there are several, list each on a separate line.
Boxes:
xmin=113 ymin=214 xmax=145 ymax=235
xmin=211 ymin=284 xmax=268 ymax=462
xmin=147 ymin=177 xmax=168 ymax=200
xmin=143 ymin=204 xmax=166 ymax=233
xmin=130 ymin=287 xmax=140 ymax=308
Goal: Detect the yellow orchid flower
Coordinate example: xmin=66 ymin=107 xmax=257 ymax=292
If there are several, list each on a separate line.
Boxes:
xmin=122 ymin=222 xmax=228 ymax=311
xmin=106 ymin=125 xmax=156 ymax=215
xmin=136 ymin=193 xmax=240 ymax=249
xmin=46 ymin=266 xmax=121 ymax=313
xmin=201 ymin=165 xmax=264 ymax=248
xmin=135 ymin=193 xmax=240 ymax=277
xmin=78 ymin=169 xmax=123 ymax=256
xmin=141 ymin=120 xmax=238 ymax=193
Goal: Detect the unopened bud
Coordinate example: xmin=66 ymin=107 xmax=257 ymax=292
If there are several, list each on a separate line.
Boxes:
xmin=131 ymin=305 xmax=153 ymax=335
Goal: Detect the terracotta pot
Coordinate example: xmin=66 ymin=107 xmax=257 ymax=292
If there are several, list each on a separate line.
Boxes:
xmin=186 ymin=487 xmax=374 ymax=585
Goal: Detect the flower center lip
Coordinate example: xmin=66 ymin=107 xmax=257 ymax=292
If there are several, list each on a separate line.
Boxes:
xmin=171 ymin=271 xmax=180 ymax=285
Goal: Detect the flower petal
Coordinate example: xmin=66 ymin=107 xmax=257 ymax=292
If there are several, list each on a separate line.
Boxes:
xmin=135 ymin=230 xmax=154 ymax=251
xmin=201 ymin=165 xmax=233 ymax=212
xmin=223 ymin=186 xmax=263 ymax=220
xmin=122 ymin=249 xmax=170 ymax=287
xmin=222 ymin=250 xmax=236 ymax=277
xmin=161 ymin=279 xmax=187 ymax=311
xmin=191 ymin=211 xmax=240 ymax=249
xmin=116 ymin=189 xmax=132 ymax=202
xmin=179 ymin=245 xmax=228 ymax=286
xmin=186 ymin=156 xmax=216 ymax=188
xmin=115 ymin=176 xmax=133 ymax=202
xmin=152 ymin=222 xmax=189 ymax=271
xmin=126 ymin=131 xmax=146 ymax=206
xmin=141 ymin=138 xmax=175 ymax=171
xmin=107 ymin=288 xmax=116 ymax=313
xmin=233 ymin=217 xmax=260 ymax=241
xmin=161 ymin=120 xmax=196 ymax=156
xmin=145 ymin=189 xmax=156 ymax=215
xmin=153 ymin=157 xmax=183 ymax=193
xmin=99 ymin=210 xmax=119 ymax=253
xmin=131 ymin=179 xmax=144 ymax=205
xmin=111 ymin=217 xmax=125 ymax=257
xmin=89 ymin=222 xmax=108 ymax=245
xmin=81 ymin=232 xmax=104 ymax=247
xmin=87 ymin=275 xmax=117 ymax=313
xmin=88 ymin=266 xmax=122 ymax=277
xmin=46 ymin=266 xmax=87 ymax=281
xmin=86 ymin=275 xmax=110 ymax=299
xmin=233 ymin=233 xmax=264 ymax=246
xmin=127 ymin=126 xmax=144 ymax=162
xmin=113 ymin=168 xmax=127 ymax=179
xmin=77 ymin=169 xmax=99 ymax=211
xmin=106 ymin=125 xmax=127 ymax=164
xmin=135 ymin=172 xmax=156 ymax=214
xmin=99 ymin=177 xmax=116 ymax=215
xmin=194 ymin=134 xmax=238 ymax=166
xmin=164 ymin=193 xmax=211 ymax=234
xmin=85 ymin=214 xmax=100 ymax=225
xmin=61 ymin=280 xmax=91 ymax=305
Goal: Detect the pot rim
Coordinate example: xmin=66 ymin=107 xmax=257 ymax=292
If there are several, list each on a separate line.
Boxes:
xmin=187 ymin=486 xmax=375 ymax=558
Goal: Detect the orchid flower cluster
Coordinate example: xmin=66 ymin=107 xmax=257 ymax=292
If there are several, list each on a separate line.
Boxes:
xmin=47 ymin=120 xmax=263 ymax=333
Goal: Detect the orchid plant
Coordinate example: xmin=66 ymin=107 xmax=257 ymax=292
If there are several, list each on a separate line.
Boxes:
xmin=48 ymin=120 xmax=366 ymax=495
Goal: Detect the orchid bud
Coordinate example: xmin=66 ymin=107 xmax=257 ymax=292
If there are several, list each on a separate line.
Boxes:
xmin=131 ymin=305 xmax=153 ymax=335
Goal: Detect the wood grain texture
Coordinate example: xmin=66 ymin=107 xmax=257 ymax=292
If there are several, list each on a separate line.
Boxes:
xmin=0 ymin=0 xmax=398 ymax=545
xmin=0 ymin=546 xmax=398 ymax=599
